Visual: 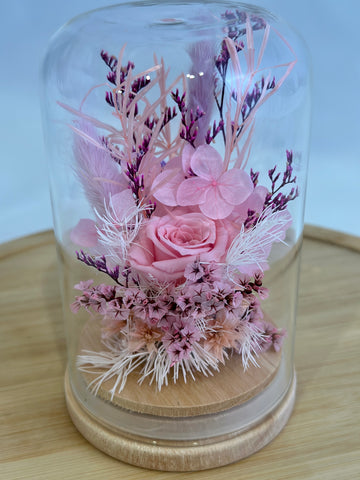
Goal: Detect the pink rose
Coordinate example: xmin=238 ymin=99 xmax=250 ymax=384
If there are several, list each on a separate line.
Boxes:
xmin=128 ymin=212 xmax=229 ymax=283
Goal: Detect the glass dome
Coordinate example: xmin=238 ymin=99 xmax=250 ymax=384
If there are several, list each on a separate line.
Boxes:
xmin=41 ymin=1 xmax=311 ymax=471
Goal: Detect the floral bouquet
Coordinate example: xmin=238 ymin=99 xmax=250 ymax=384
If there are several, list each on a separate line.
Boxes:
xmin=62 ymin=10 xmax=298 ymax=396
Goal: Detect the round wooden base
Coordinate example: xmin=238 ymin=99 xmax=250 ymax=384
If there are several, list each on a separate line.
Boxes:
xmin=78 ymin=317 xmax=282 ymax=417
xmin=65 ymin=370 xmax=296 ymax=471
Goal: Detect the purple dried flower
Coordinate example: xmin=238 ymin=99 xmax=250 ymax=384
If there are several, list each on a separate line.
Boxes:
xmin=205 ymin=119 xmax=224 ymax=144
xmin=176 ymin=292 xmax=195 ymax=313
xmin=179 ymin=107 xmax=205 ymax=147
xmin=263 ymin=150 xmax=299 ymax=213
xmin=171 ymin=89 xmax=186 ymax=112
xmin=131 ymin=75 xmax=150 ymax=94
xmin=162 ymin=318 xmax=201 ymax=365
xmin=239 ymin=77 xmax=276 ymax=126
xmin=107 ymin=70 xmax=117 ymax=85
xmin=76 ymin=250 xmax=121 ymax=284
xmin=106 ymin=298 xmax=129 ymax=320
xmin=250 ymin=168 xmax=259 ymax=187
xmin=105 ymin=91 xmax=115 ymax=107
xmin=184 ymin=260 xmax=205 ymax=282
xmin=100 ymin=50 xmax=118 ymax=72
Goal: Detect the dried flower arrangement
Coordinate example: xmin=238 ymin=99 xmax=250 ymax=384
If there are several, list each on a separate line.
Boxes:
xmin=60 ymin=10 xmax=298 ymax=396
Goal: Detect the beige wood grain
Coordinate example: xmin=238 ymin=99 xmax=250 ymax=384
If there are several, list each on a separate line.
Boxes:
xmin=1 ymin=228 xmax=359 ymax=479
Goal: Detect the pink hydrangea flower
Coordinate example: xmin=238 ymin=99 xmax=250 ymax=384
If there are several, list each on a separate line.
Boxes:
xmin=150 ymin=145 xmax=193 ymax=207
xmin=177 ymin=145 xmax=254 ymax=220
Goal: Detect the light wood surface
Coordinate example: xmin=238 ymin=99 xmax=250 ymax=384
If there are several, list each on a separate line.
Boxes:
xmin=65 ymin=369 xmax=296 ymax=471
xmin=1 ymin=226 xmax=360 ymax=479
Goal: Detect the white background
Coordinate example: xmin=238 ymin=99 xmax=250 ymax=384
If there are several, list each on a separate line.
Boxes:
xmin=1 ymin=0 xmax=359 ymax=244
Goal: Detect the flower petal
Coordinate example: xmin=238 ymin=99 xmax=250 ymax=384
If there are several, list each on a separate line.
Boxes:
xmin=200 ymin=187 xmax=234 ymax=219
xmin=218 ymin=169 xmax=254 ymax=205
xmin=177 ymin=177 xmax=209 ymax=206
xmin=190 ymin=145 xmax=223 ymax=180
xmin=231 ymin=185 xmax=268 ymax=223
xmin=181 ymin=144 xmax=195 ymax=175
xmin=111 ymin=190 xmax=137 ymax=219
xmin=151 ymin=168 xmax=184 ymax=206
xmin=70 ymin=218 xmax=98 ymax=247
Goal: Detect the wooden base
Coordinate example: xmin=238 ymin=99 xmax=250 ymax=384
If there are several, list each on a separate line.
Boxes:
xmin=65 ymin=369 xmax=296 ymax=471
xmin=78 ymin=317 xmax=282 ymax=417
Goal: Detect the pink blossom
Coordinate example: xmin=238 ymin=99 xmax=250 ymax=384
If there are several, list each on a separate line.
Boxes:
xmin=212 ymin=284 xmax=243 ymax=312
xmin=203 ymin=310 xmax=241 ymax=362
xmin=177 ymin=145 xmax=254 ymax=220
xmin=183 ymin=260 xmax=205 ymax=282
xmin=71 ymin=282 xmax=117 ymax=315
xmin=256 ymin=320 xmax=287 ymax=353
xmin=128 ymin=318 xmax=163 ymax=354
xmin=122 ymin=288 xmax=147 ymax=310
xmin=166 ymin=341 xmax=190 ymax=364
xmin=147 ymin=299 xmax=168 ymax=324
xmin=106 ymin=298 xmax=129 ymax=320
xmin=176 ymin=292 xmax=195 ymax=312
xmin=185 ymin=283 xmax=214 ymax=317
xmin=127 ymin=211 xmax=229 ymax=283
xmin=162 ymin=318 xmax=201 ymax=365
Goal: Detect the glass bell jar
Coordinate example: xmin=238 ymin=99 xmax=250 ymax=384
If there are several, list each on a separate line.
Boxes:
xmin=41 ymin=0 xmax=311 ymax=471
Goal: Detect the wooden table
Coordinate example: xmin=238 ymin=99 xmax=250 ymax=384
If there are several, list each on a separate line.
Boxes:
xmin=1 ymin=226 xmax=359 ymax=479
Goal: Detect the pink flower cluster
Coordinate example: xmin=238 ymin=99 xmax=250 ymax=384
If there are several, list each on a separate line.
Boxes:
xmin=66 ymin=17 xmax=298 ymax=386
xmin=71 ymin=261 xmax=285 ymax=365
xmin=72 ymin=143 xmax=270 ymax=284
